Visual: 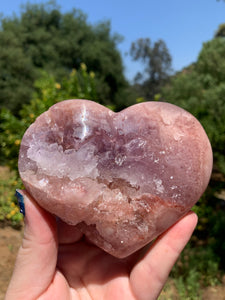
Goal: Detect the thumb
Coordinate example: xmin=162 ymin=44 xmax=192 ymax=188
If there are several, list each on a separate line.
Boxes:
xmin=5 ymin=190 xmax=58 ymax=300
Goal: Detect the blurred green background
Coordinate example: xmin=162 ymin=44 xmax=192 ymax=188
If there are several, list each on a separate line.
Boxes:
xmin=0 ymin=2 xmax=225 ymax=299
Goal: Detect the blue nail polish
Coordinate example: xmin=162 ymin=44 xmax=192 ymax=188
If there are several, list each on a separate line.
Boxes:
xmin=15 ymin=189 xmax=25 ymax=216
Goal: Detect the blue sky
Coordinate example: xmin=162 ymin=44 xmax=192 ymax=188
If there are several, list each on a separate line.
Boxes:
xmin=1 ymin=0 xmax=225 ymax=81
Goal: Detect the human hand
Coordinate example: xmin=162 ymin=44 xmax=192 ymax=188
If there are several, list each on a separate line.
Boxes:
xmin=5 ymin=191 xmax=197 ymax=300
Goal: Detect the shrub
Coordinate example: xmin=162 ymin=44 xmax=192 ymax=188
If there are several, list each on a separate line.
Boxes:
xmin=0 ymin=168 xmax=23 ymax=228
xmin=170 ymin=242 xmax=221 ymax=299
xmin=0 ymin=63 xmax=98 ymax=171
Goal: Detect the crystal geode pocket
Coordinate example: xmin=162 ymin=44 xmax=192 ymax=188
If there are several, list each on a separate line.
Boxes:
xmin=18 ymin=100 xmax=213 ymax=258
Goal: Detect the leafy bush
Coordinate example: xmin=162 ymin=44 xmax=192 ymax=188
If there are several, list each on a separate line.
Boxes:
xmin=170 ymin=243 xmax=221 ymax=299
xmin=209 ymin=209 xmax=225 ymax=269
xmin=0 ymin=63 xmax=98 ymax=171
xmin=0 ymin=168 xmax=23 ymax=228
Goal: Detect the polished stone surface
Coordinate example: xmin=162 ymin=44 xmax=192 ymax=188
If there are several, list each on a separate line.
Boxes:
xmin=18 ymin=100 xmax=213 ymax=257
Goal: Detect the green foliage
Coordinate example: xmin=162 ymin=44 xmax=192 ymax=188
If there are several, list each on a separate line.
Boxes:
xmin=197 ymin=38 xmax=225 ymax=83
xmin=175 ymin=270 xmax=201 ymax=300
xmin=214 ymin=23 xmax=225 ymax=38
xmin=0 ymin=168 xmax=23 ymax=228
xmin=0 ymin=1 xmax=127 ymax=113
xmin=209 ymin=209 xmax=225 ymax=268
xmin=171 ymin=243 xmax=221 ymax=299
xmin=167 ymin=178 xmax=225 ymax=298
xmin=0 ymin=28 xmax=36 ymax=112
xmin=0 ymin=109 xmax=27 ymax=167
xmin=162 ymin=37 xmax=225 ymax=175
xmin=172 ymin=243 xmax=221 ymax=286
xmin=0 ymin=64 xmax=98 ymax=171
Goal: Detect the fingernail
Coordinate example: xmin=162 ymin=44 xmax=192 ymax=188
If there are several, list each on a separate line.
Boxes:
xmin=15 ymin=189 xmax=25 ymax=216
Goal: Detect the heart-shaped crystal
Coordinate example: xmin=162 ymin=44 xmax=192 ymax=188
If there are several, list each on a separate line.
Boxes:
xmin=18 ymin=100 xmax=212 ymax=258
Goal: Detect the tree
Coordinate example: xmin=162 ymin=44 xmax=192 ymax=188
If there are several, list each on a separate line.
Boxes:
xmin=197 ymin=38 xmax=225 ymax=83
xmin=0 ymin=1 xmax=127 ymax=113
xmin=162 ymin=37 xmax=225 ymax=175
xmin=0 ymin=28 xmax=37 ymax=112
xmin=214 ymin=23 xmax=225 ymax=38
xmin=130 ymin=38 xmax=172 ymax=100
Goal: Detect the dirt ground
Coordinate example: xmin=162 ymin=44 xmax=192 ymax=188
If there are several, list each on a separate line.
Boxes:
xmin=0 ymin=227 xmax=225 ymax=300
xmin=0 ymin=227 xmax=22 ymax=300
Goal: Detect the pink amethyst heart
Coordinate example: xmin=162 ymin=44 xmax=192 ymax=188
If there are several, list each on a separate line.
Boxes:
xmin=18 ymin=99 xmax=213 ymax=258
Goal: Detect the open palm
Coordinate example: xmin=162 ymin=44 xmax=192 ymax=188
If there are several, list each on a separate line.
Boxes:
xmin=5 ymin=191 xmax=197 ymax=300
